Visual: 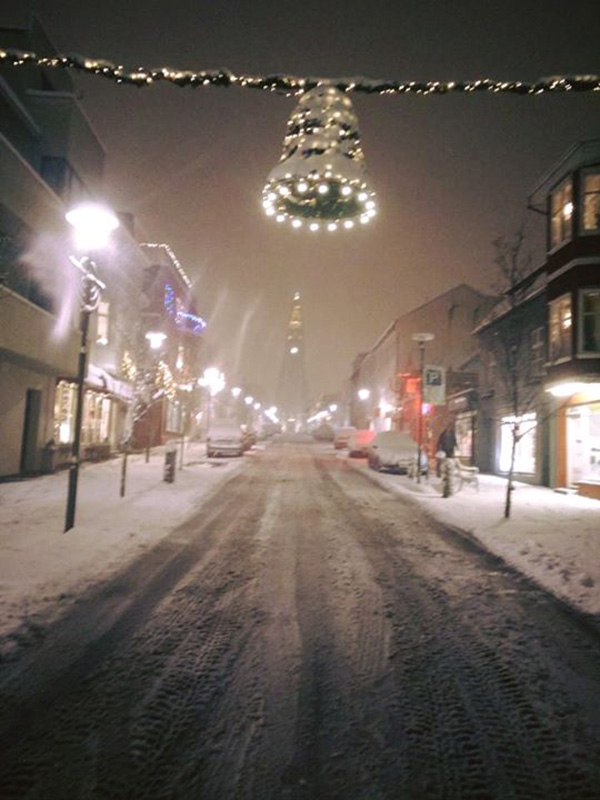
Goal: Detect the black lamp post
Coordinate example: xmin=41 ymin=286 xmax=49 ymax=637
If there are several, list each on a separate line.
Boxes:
xmin=411 ymin=332 xmax=434 ymax=484
xmin=64 ymin=204 xmax=119 ymax=532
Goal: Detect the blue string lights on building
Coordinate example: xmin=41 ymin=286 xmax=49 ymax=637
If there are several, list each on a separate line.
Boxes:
xmin=164 ymin=284 xmax=207 ymax=335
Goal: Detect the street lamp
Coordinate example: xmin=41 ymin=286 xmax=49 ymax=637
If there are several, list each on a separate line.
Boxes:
xmin=64 ymin=203 xmax=120 ymax=532
xmin=411 ymin=332 xmax=435 ymax=484
xmin=358 ymin=388 xmax=370 ymax=401
xmin=198 ymin=367 xmax=225 ymax=438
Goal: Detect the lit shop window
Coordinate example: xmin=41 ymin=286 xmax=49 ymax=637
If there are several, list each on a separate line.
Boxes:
xmin=580 ymin=289 xmax=600 ymax=354
xmin=550 ymin=177 xmax=573 ymax=249
xmin=96 ymin=301 xmax=110 ymax=345
xmin=499 ymin=413 xmax=537 ymax=474
xmin=582 ymin=170 xmax=600 ymax=233
xmin=549 ymin=294 xmax=572 ymax=361
xmin=54 ymin=380 xmax=77 ymax=443
xmin=82 ymin=392 xmax=111 ymax=445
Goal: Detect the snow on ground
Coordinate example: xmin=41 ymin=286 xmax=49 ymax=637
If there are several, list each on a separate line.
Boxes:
xmin=341 ymin=453 xmax=600 ymax=617
xmin=1 ymin=442 xmax=598 ymax=658
xmin=0 ymin=443 xmax=244 ymax=650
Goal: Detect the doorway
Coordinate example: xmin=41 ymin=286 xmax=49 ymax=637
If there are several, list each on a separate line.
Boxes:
xmin=20 ymin=389 xmax=41 ymax=473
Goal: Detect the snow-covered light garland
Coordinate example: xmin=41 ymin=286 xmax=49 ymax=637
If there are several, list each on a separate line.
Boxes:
xmin=263 ymin=86 xmax=377 ymax=230
xmin=0 ymin=48 xmax=599 ymax=95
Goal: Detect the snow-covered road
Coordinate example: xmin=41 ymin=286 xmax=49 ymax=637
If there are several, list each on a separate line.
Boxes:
xmin=0 ymin=444 xmax=599 ymax=799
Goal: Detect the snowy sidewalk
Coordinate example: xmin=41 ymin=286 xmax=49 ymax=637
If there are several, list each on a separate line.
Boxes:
xmin=341 ymin=454 xmax=600 ymax=618
xmin=0 ymin=442 xmax=245 ymax=652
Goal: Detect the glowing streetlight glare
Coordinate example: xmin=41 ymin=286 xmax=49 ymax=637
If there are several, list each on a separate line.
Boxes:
xmin=546 ymin=381 xmax=588 ymax=398
xmin=244 ymin=396 xmax=254 ymax=405
xmin=200 ymin=367 xmax=225 ymax=397
xmin=231 ymin=386 xmax=242 ymax=398
xmin=253 ymin=402 xmax=261 ymax=410
xmin=329 ymin=403 xmax=338 ymax=412
xmin=145 ymin=331 xmax=167 ymax=350
xmin=66 ymin=203 xmax=120 ymax=251
xmin=358 ymin=388 xmax=370 ymax=401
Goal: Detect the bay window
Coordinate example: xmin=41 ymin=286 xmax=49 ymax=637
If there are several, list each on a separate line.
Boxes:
xmin=550 ymin=177 xmax=573 ymax=249
xmin=549 ymin=294 xmax=572 ymax=361
xmin=581 ymin=170 xmax=600 ymax=233
xmin=580 ymin=289 xmax=600 ymax=354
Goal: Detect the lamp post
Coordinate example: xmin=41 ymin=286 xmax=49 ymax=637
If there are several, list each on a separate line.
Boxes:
xmin=411 ymin=332 xmax=435 ymax=484
xmin=198 ymin=367 xmax=225 ymax=441
xmin=64 ymin=203 xmax=119 ymax=532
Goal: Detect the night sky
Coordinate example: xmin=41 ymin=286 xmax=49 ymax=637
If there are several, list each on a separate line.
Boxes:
xmin=3 ymin=0 xmax=599 ymax=402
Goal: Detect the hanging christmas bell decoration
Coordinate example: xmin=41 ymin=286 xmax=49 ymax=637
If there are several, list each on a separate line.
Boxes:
xmin=262 ymin=85 xmax=377 ymax=232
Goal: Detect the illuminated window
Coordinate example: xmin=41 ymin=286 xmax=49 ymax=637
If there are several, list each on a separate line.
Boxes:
xmin=54 ymin=380 xmax=77 ymax=443
xmin=550 ymin=177 xmax=573 ymax=249
xmin=580 ymin=288 xmax=600 ymax=354
xmin=549 ymin=294 xmax=572 ymax=361
xmin=530 ymin=326 xmax=545 ymax=376
xmin=96 ymin=301 xmax=110 ymax=345
xmin=582 ymin=170 xmax=600 ymax=233
xmin=500 ymin=413 xmax=537 ymax=474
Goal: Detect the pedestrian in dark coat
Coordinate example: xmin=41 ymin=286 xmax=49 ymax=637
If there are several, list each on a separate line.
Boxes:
xmin=436 ymin=424 xmax=457 ymax=476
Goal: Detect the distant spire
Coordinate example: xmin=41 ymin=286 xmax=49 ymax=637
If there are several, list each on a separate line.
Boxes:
xmin=278 ymin=292 xmax=309 ymax=431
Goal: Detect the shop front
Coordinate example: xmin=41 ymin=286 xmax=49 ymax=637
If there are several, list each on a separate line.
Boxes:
xmin=563 ymin=387 xmax=600 ymax=498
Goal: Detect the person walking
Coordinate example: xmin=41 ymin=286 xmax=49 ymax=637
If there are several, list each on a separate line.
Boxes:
xmin=436 ymin=423 xmax=457 ymax=477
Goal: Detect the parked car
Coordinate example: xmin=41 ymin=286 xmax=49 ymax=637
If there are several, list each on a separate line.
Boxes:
xmin=347 ymin=428 xmax=376 ymax=457
xmin=367 ymin=430 xmax=428 ymax=474
xmin=206 ymin=421 xmax=244 ymax=457
xmin=334 ymin=426 xmax=356 ymax=450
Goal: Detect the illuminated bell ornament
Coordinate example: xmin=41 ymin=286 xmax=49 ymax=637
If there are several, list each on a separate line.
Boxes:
xmin=262 ymin=85 xmax=377 ymax=231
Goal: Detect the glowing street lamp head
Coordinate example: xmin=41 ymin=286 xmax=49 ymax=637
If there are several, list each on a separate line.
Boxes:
xmin=244 ymin=396 xmax=254 ymax=405
xmin=66 ymin=203 xmax=119 ymax=251
xmin=358 ymin=388 xmax=370 ymax=401
xmin=201 ymin=367 xmax=225 ymax=397
xmin=231 ymin=386 xmax=242 ymax=398
xmin=145 ymin=331 xmax=167 ymax=350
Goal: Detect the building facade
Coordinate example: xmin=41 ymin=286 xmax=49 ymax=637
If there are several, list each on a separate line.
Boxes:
xmin=130 ymin=243 xmax=206 ymax=450
xmin=533 ymin=140 xmax=600 ymax=497
xmin=475 ymin=139 xmax=600 ymax=497
xmin=349 ymin=284 xmax=497 ymax=462
xmin=0 ymin=18 xmax=155 ymax=477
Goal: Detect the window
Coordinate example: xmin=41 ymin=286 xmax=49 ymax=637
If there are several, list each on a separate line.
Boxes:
xmin=54 ymin=382 xmax=110 ymax=445
xmin=550 ymin=177 xmax=573 ymax=249
xmin=549 ymin=294 xmax=572 ymax=361
xmin=41 ymin=157 xmax=87 ymax=206
xmin=96 ymin=301 xmax=109 ymax=345
xmin=582 ymin=170 xmax=600 ymax=233
xmin=580 ymin=288 xmax=600 ymax=354
xmin=530 ymin=326 xmax=545 ymax=376
xmin=54 ymin=381 xmax=77 ymax=443
xmin=499 ymin=413 xmax=537 ymax=474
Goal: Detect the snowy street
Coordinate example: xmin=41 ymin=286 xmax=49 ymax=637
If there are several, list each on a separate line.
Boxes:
xmin=0 ymin=443 xmax=599 ymax=799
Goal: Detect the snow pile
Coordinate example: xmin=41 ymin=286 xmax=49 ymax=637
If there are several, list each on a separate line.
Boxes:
xmin=347 ymin=459 xmax=600 ymax=617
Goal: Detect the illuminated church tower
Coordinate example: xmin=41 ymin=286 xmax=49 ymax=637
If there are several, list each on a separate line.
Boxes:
xmin=278 ymin=292 xmax=309 ymax=431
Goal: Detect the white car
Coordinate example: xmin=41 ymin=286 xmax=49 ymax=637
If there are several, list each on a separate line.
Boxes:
xmin=206 ymin=422 xmax=244 ymax=457
xmin=367 ymin=430 xmax=428 ymax=474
